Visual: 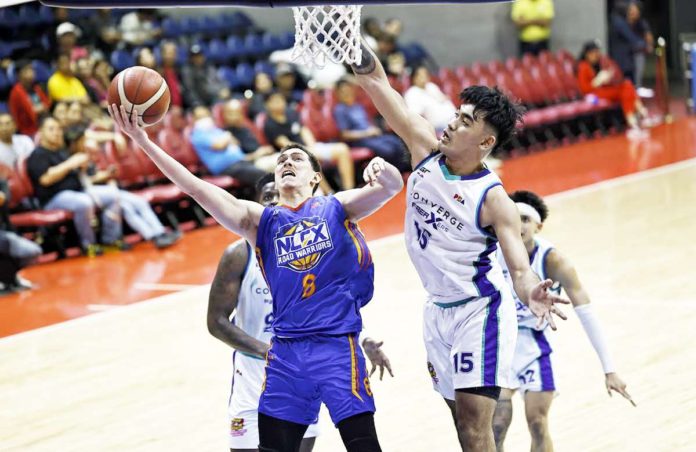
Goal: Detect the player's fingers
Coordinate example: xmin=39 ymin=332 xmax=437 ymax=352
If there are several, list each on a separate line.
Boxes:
xmin=546 ymin=312 xmax=558 ymax=331
xmin=385 ymin=359 xmax=394 ymax=377
xmin=539 ymin=279 xmax=553 ymax=290
xmin=380 ymin=364 xmax=385 ymax=381
xmin=551 ymin=295 xmax=571 ymax=305
xmin=535 ymin=315 xmax=544 ymax=330
xmin=552 ymin=306 xmax=568 ymax=320
xmin=370 ymin=363 xmax=376 ymax=377
xmin=375 ymin=341 xmax=384 ymax=349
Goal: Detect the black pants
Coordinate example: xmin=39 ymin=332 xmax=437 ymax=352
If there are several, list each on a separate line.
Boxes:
xmin=221 ymin=160 xmax=267 ymax=197
xmin=519 ymin=39 xmax=549 ymax=57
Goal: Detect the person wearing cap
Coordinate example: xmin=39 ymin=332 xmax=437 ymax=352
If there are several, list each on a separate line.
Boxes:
xmin=180 ymin=44 xmax=230 ymax=108
xmin=576 ymin=40 xmax=647 ymax=138
xmin=55 ymin=22 xmax=88 ymax=62
xmin=493 ymin=190 xmax=633 ymax=451
xmin=8 ymin=60 xmax=52 ymax=136
xmin=47 ymin=54 xmax=90 ymax=104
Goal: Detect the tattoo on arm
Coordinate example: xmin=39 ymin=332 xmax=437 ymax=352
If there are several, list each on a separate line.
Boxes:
xmin=351 ymin=42 xmax=376 ymax=75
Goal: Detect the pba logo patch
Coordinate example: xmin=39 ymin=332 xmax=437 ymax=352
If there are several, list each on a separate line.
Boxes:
xmin=230 ymin=417 xmax=247 ymax=437
xmin=274 ymin=217 xmax=334 ymax=272
xmin=427 ymin=361 xmax=439 ymax=384
xmin=453 ymin=193 xmax=466 ymax=205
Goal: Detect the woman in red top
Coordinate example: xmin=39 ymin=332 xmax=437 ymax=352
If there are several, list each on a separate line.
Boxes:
xmin=577 ymin=41 xmax=646 ymax=135
xmin=8 ymin=61 xmax=52 ymax=136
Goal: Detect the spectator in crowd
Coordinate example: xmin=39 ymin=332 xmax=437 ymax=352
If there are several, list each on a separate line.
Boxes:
xmin=333 ymin=79 xmax=408 ymax=171
xmin=221 ymin=99 xmax=277 ymax=172
xmin=135 ymin=47 xmax=157 ymax=70
xmin=246 ymin=72 xmax=274 ymax=120
xmin=181 ymin=44 xmax=231 ymax=108
xmin=609 ymin=1 xmax=651 ymax=86
xmin=27 ymin=117 xmax=107 ymax=256
xmin=511 ymin=0 xmax=555 ymax=56
xmin=625 ymin=1 xmax=653 ymax=88
xmin=383 ymin=18 xmax=403 ymax=40
xmin=0 ymin=164 xmax=42 ymax=293
xmin=404 ymin=66 xmax=456 ymax=132
xmin=158 ymin=42 xmax=184 ymax=109
xmin=263 ymin=91 xmax=355 ymax=191
xmin=119 ymin=9 xmax=162 ymax=47
xmin=376 ymin=34 xmax=407 ymax=77
xmin=190 ymin=106 xmax=267 ymax=191
xmin=47 ymin=54 xmax=90 ymax=104
xmin=63 ymin=101 xmax=127 ymax=151
xmin=56 ymin=22 xmax=89 ymax=62
xmin=51 ymin=101 xmax=70 ymax=128
xmin=362 ymin=17 xmax=382 ymax=50
xmin=63 ymin=125 xmax=179 ymax=250
xmin=78 ymin=10 xmax=121 ymax=58
xmin=0 ymin=114 xmax=35 ymax=168
xmin=8 ymin=60 xmax=51 ymax=136
xmin=274 ymin=63 xmax=304 ymax=107
xmin=577 ymin=41 xmax=647 ymax=138
xmin=75 ymin=57 xmax=102 ymax=106
xmin=84 ymin=60 xmax=113 ymax=106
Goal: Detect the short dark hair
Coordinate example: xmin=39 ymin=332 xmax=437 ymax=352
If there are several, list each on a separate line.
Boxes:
xmin=335 ymin=78 xmax=354 ymax=90
xmin=255 ymin=172 xmax=275 ymax=200
xmin=279 ymin=143 xmax=322 ymax=193
xmin=264 ymin=91 xmax=285 ymax=103
xmin=509 ymin=190 xmax=549 ymax=223
xmin=64 ymin=124 xmax=87 ymax=148
xmin=459 ymin=86 xmax=524 ymax=152
xmin=410 ymin=65 xmax=429 ymax=84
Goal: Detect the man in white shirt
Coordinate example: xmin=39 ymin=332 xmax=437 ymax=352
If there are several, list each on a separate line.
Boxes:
xmin=404 ymin=66 xmax=456 ymax=132
xmin=0 ymin=114 xmax=34 ymax=168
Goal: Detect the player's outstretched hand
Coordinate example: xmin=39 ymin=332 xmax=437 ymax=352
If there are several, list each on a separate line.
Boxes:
xmin=529 ymin=279 xmax=570 ymax=331
xmin=606 ymin=372 xmax=636 ymax=407
xmin=362 ymin=157 xmax=402 ymax=193
xmin=107 ymin=104 xmax=147 ymax=144
xmin=363 ymin=338 xmax=393 ymax=381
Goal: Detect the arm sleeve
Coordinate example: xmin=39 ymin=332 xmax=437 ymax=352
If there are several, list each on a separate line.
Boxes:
xmin=575 ymin=304 xmax=616 ymax=374
xmin=577 ymin=62 xmax=595 ymax=94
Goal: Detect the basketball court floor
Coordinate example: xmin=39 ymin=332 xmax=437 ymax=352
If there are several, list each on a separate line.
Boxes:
xmin=1 ymin=119 xmax=695 ymax=451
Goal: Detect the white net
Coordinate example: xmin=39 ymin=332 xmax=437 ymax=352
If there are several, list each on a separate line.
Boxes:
xmin=291 ymin=5 xmax=363 ymax=68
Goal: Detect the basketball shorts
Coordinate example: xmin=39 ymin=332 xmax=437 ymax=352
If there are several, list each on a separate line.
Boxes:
xmin=228 ymin=352 xmax=319 ymax=448
xmin=259 ymin=334 xmax=375 ymax=426
xmin=510 ymin=327 xmax=557 ymax=393
xmin=423 ymin=290 xmax=517 ymax=400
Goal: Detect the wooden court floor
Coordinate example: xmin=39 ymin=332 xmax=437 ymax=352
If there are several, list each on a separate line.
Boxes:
xmin=1 ymin=155 xmax=695 ymax=450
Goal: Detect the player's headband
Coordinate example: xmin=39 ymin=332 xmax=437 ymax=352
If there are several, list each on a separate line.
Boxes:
xmin=515 ymin=202 xmax=542 ymax=224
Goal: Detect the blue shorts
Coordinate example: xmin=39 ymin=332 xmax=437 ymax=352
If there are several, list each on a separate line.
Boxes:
xmin=259 ymin=334 xmax=376 ymax=426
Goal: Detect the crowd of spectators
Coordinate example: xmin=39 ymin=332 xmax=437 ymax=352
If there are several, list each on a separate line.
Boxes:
xmin=0 ymin=2 xmax=659 ymax=292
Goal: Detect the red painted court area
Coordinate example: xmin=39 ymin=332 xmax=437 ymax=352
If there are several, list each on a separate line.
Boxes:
xmin=1 ymin=118 xmax=695 ymax=338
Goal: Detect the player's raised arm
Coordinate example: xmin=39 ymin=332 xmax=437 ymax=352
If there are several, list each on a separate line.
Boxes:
xmin=544 ymin=250 xmax=635 ymax=405
xmin=109 ymin=105 xmax=263 ymax=243
xmin=480 ymin=186 xmax=569 ymax=329
xmin=207 ymin=241 xmax=270 ymax=358
xmin=335 ymin=156 xmax=403 ymax=221
xmin=350 ymin=41 xmax=438 ymax=168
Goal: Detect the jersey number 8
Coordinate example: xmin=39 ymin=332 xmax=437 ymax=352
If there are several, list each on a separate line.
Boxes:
xmin=302 ymin=274 xmax=317 ymax=299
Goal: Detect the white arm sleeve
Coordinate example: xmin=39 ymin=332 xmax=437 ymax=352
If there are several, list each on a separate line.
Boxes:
xmin=575 ymin=304 xmax=616 ymax=374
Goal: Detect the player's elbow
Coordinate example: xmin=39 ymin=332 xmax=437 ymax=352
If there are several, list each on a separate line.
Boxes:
xmin=206 ymin=314 xmax=225 ymax=338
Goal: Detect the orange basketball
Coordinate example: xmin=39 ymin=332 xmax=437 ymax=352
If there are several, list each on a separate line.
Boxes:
xmin=108 ymin=66 xmax=170 ymax=127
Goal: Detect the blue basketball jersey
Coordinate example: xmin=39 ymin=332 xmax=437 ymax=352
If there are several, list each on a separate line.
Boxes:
xmin=255 ymin=195 xmax=374 ymax=337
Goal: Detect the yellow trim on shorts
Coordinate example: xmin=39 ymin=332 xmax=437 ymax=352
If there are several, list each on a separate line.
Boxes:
xmin=348 ymin=335 xmax=364 ymax=402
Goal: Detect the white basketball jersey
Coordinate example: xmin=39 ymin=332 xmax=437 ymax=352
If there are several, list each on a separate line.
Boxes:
xmin=229 ymin=241 xmax=274 ymax=414
xmin=497 ymin=236 xmax=560 ymax=330
xmin=404 ymin=152 xmax=507 ymax=304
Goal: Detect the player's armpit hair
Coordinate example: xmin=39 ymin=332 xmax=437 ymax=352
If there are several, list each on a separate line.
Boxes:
xmin=351 ymin=42 xmax=377 ymax=75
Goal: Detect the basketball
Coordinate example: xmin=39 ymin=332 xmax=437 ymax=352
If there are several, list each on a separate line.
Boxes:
xmin=107 ymin=66 xmax=170 ymax=127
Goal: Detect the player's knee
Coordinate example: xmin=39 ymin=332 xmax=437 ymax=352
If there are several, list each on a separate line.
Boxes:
xmin=527 ymin=415 xmax=549 ymax=440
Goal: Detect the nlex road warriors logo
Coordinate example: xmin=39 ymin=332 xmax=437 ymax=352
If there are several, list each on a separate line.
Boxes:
xmin=274 ymin=217 xmax=334 ymax=271
xmin=230 ymin=417 xmax=247 ymax=437
xmin=427 ymin=361 xmax=439 ymax=384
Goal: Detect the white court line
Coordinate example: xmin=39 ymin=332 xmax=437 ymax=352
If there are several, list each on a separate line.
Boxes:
xmin=86 ymin=304 xmax=124 ymax=312
xmin=2 ymin=157 xmax=694 ymax=345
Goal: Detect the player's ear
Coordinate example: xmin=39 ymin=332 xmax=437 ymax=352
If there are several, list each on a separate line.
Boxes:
xmin=311 ymin=171 xmax=322 ymax=190
xmin=480 ymin=134 xmax=496 ymax=153
xmin=536 ymin=222 xmax=543 ymax=233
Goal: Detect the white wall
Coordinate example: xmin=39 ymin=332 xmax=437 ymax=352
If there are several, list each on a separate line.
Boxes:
xmin=168 ymin=0 xmax=607 ymax=67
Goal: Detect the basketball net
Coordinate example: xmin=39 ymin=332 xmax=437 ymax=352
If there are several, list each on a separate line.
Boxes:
xmin=291 ymin=5 xmax=363 ymax=68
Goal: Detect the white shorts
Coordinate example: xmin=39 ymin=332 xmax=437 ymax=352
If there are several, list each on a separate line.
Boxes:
xmin=228 ymin=352 xmax=320 ymax=448
xmin=510 ymin=327 xmax=557 ymax=393
xmin=423 ymin=290 xmax=517 ymax=400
